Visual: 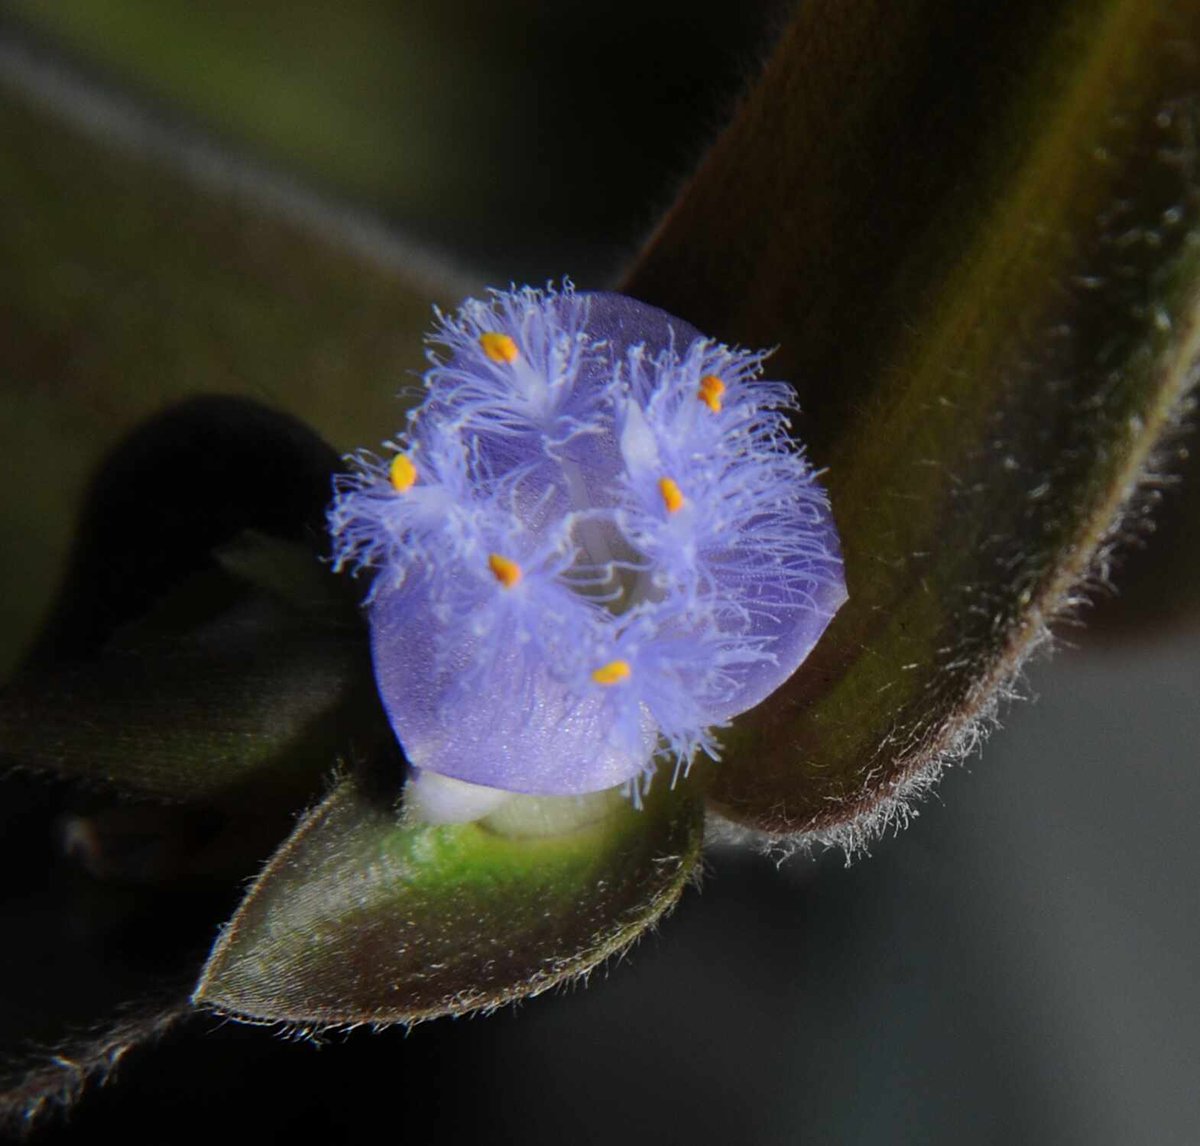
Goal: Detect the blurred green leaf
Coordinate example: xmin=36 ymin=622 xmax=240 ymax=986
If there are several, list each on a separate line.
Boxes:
xmin=0 ymin=396 xmax=385 ymax=808
xmin=0 ymin=1 xmax=780 ymax=278
xmin=20 ymin=394 xmax=347 ymax=667
xmin=0 ymin=0 xmax=502 ymax=216
xmin=193 ymin=770 xmax=704 ymax=1025
xmin=0 ymin=566 xmax=375 ymax=806
xmin=625 ymin=0 xmax=1200 ymax=837
xmin=0 ymin=34 xmax=471 ymax=677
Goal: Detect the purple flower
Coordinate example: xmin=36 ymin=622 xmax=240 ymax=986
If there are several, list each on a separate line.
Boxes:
xmin=328 ymin=284 xmax=846 ymax=822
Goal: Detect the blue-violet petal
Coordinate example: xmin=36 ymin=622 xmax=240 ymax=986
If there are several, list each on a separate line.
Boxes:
xmin=328 ymin=285 xmax=846 ymax=812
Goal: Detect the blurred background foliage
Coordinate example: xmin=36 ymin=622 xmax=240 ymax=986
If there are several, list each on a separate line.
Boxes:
xmin=2 ymin=0 xmax=783 ymax=281
xmin=0 ymin=0 xmax=783 ymax=682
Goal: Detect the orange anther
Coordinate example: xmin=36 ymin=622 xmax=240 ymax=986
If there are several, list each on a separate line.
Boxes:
xmin=658 ymin=476 xmax=685 ymax=514
xmin=487 ymin=553 xmax=522 ymax=588
xmin=591 ymin=660 xmax=632 ymax=686
xmin=480 ymin=332 xmax=519 ymax=364
xmin=390 ymin=454 xmax=417 ymax=492
xmin=697 ymin=374 xmax=726 ymax=412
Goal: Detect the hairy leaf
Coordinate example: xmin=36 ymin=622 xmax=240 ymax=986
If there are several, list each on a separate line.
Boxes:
xmin=1084 ymin=452 xmax=1200 ymax=637
xmin=193 ymin=771 xmax=704 ymax=1026
xmin=0 ymin=994 xmax=189 ymax=1135
xmin=624 ymin=0 xmax=1200 ymax=838
xmin=0 ymin=768 xmax=228 ymax=1133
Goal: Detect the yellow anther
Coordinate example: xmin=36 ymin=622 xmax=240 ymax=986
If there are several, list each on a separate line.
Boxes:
xmin=390 ymin=453 xmax=417 ymax=493
xmin=697 ymin=374 xmax=726 ymax=412
xmin=487 ymin=553 xmax=522 ymax=588
xmin=658 ymin=476 xmax=685 ymax=514
xmin=480 ymin=331 xmax=519 ymax=364
xmin=592 ymin=659 xmax=631 ymax=686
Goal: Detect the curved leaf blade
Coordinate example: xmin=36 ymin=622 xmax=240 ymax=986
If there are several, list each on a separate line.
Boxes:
xmin=193 ymin=773 xmax=704 ymax=1026
xmin=625 ymin=0 xmax=1200 ymax=836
